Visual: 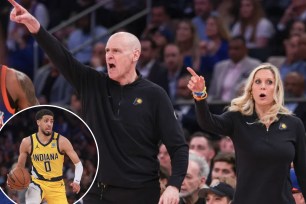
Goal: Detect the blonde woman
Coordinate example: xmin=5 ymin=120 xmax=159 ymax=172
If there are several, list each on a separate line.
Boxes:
xmin=187 ymin=63 xmax=306 ymax=204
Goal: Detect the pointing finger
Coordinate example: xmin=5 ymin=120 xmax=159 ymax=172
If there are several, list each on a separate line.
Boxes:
xmin=186 ymin=67 xmax=198 ymax=77
xmin=8 ymin=0 xmax=20 ymax=8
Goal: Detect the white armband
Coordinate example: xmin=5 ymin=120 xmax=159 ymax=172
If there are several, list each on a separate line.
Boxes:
xmin=74 ymin=161 xmax=83 ymax=184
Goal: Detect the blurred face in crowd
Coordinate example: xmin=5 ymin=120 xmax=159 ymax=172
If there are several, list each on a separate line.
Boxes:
xmin=92 ymin=42 xmax=106 ymax=66
xmin=290 ymin=21 xmax=306 ymax=37
xmin=151 ymin=6 xmax=168 ymax=26
xmin=298 ymin=34 xmax=306 ymax=60
xmin=152 ymin=31 xmax=168 ymax=48
xmin=251 ymin=69 xmax=275 ymax=108
xmin=176 ymin=75 xmax=193 ymax=99
xmin=158 ymin=144 xmax=171 ymax=175
xmin=194 ymin=0 xmax=212 ymax=17
xmin=228 ymin=39 xmax=247 ymax=63
xmin=212 ymin=161 xmax=236 ymax=180
xmin=164 ymin=44 xmax=182 ymax=72
xmin=284 ymin=72 xmax=305 ymax=98
xmin=240 ymin=0 xmax=254 ymax=19
xmin=206 ymin=193 xmax=230 ymax=204
xmin=190 ymin=136 xmax=214 ymax=163
xmin=219 ymin=137 xmax=235 ymax=154
xmin=176 ymin=21 xmax=193 ymax=43
xmin=180 ymin=160 xmax=205 ymax=197
xmin=206 ymin=17 xmax=219 ymax=38
xmin=139 ymin=40 xmax=154 ymax=66
xmin=285 ymin=35 xmax=300 ymax=63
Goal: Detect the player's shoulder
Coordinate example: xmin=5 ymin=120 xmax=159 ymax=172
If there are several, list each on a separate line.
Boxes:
xmin=56 ymin=133 xmax=69 ymax=143
xmin=20 ymin=136 xmax=32 ymax=147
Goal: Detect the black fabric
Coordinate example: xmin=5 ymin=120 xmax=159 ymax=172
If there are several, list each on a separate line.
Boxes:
xmin=195 ymin=100 xmax=306 ymax=204
xmin=83 ymin=181 xmax=160 ymax=204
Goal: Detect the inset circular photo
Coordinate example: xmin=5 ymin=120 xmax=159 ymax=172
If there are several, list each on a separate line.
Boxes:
xmin=0 ymin=105 xmax=99 ymax=204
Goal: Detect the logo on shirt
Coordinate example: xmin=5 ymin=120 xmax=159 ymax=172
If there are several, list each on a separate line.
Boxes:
xmin=51 ymin=142 xmax=57 ymax=148
xmin=133 ymin=98 xmax=143 ymax=105
xmin=279 ymin=123 xmax=287 ymax=130
xmin=35 ymin=144 xmax=39 ymax=149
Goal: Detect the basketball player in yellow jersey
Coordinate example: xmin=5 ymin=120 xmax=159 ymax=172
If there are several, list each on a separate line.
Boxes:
xmin=13 ymin=109 xmax=83 ymax=204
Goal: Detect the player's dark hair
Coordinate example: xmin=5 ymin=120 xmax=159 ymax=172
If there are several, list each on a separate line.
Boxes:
xmin=35 ymin=109 xmax=54 ymax=120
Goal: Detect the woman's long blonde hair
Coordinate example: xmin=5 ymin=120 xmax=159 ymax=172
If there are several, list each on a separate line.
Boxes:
xmin=228 ymin=63 xmax=291 ymax=124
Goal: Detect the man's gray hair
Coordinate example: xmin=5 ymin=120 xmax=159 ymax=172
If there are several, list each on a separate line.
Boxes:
xmin=189 ymin=153 xmax=210 ymax=178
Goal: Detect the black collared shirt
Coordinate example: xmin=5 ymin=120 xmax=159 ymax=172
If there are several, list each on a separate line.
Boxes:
xmin=195 ymin=100 xmax=306 ymax=204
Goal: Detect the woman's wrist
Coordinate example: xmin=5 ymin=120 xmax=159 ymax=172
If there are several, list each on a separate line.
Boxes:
xmin=192 ymin=86 xmax=208 ymax=101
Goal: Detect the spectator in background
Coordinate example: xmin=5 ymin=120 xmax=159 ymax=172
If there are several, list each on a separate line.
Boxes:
xmin=7 ymin=0 xmax=49 ymax=79
xmin=198 ymin=179 xmax=235 ymax=204
xmin=199 ymin=14 xmax=230 ymax=87
xmin=69 ymin=92 xmax=82 ymax=116
xmin=298 ymin=34 xmax=306 ymax=62
xmin=278 ymin=33 xmax=306 ymax=82
xmin=142 ymin=3 xmax=176 ymax=43
xmin=146 ymin=26 xmax=172 ymax=62
xmin=158 ymin=144 xmax=172 ymax=176
xmin=208 ymin=36 xmax=260 ymax=102
xmin=175 ymin=19 xmax=201 ymax=71
xmin=284 ymin=72 xmax=306 ymax=130
xmin=214 ymin=0 xmax=237 ymax=30
xmin=179 ymin=153 xmax=209 ymax=204
xmin=34 ymin=59 xmax=74 ymax=106
xmin=210 ymin=153 xmax=236 ymax=182
xmin=163 ymin=43 xmax=189 ymax=102
xmin=219 ymin=137 xmax=235 ymax=154
xmin=279 ymin=35 xmax=302 ymax=80
xmin=231 ymin=0 xmax=274 ymax=49
xmin=272 ymin=15 xmax=306 ymax=56
xmin=174 ymin=75 xmax=201 ymax=134
xmin=189 ymin=131 xmax=219 ymax=186
xmin=289 ymin=20 xmax=306 ymax=37
xmin=137 ymin=37 xmax=169 ymax=93
xmin=90 ymin=42 xmax=107 ymax=73
xmin=189 ymin=132 xmax=217 ymax=169
xmin=192 ymin=0 xmax=213 ymax=41
xmin=290 ymin=168 xmax=306 ymax=204
xmin=67 ymin=13 xmax=108 ymax=64
xmin=278 ymin=0 xmax=306 ymax=32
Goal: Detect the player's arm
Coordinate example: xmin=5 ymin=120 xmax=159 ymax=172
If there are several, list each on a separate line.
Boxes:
xmin=16 ymin=136 xmax=31 ymax=168
xmin=6 ymin=68 xmax=39 ymax=110
xmin=59 ymin=136 xmax=83 ymax=193
xmin=7 ymin=136 xmax=30 ymax=189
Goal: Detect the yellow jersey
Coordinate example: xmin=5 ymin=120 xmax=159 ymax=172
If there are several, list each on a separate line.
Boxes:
xmin=30 ymin=132 xmax=64 ymax=181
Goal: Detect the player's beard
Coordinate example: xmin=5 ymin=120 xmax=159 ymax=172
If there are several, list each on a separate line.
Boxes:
xmin=42 ymin=130 xmax=52 ymax=136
